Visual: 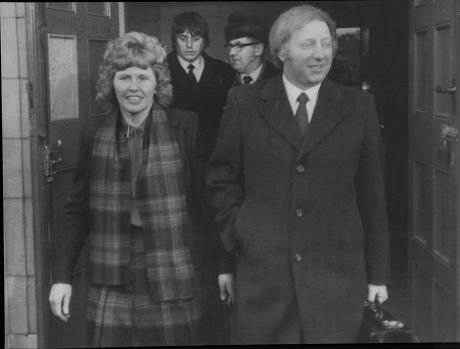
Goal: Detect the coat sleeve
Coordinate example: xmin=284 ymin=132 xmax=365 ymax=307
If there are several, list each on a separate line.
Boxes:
xmin=355 ymin=93 xmax=391 ymax=285
xmin=53 ymin=123 xmax=94 ymax=284
xmin=184 ymin=112 xmax=234 ymax=274
xmin=206 ymin=88 xmax=245 ymax=255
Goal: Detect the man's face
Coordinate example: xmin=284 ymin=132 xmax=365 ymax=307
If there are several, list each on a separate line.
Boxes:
xmin=226 ymin=37 xmax=263 ymax=75
xmin=175 ymin=31 xmax=205 ymax=62
xmin=279 ymin=20 xmax=333 ymax=89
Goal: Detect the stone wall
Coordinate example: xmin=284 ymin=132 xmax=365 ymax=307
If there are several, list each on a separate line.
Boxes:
xmin=2 ymin=2 xmax=38 ymax=348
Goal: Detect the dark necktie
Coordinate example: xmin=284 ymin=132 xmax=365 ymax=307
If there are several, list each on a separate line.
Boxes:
xmin=295 ymin=92 xmax=310 ymax=134
xmin=242 ymin=75 xmax=253 ymax=85
xmin=187 ymin=64 xmax=197 ymax=85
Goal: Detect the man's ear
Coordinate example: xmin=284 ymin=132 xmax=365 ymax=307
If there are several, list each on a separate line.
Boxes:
xmin=254 ymin=43 xmax=264 ymax=57
xmin=277 ymin=47 xmax=287 ymax=63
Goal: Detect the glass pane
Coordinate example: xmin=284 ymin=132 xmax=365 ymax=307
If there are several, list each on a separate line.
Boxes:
xmin=336 ymin=28 xmax=361 ymax=52
xmin=47 ymin=2 xmax=75 ymax=12
xmin=86 ymin=2 xmax=109 ymax=17
xmin=414 ymin=0 xmax=429 ymax=7
xmin=48 ymin=34 xmax=79 ymax=121
xmin=88 ymin=39 xmax=109 ymax=115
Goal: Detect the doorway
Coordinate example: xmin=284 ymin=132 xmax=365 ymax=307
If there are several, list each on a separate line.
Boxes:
xmin=125 ymin=0 xmax=411 ymax=324
xmin=36 ymin=1 xmax=460 ymax=346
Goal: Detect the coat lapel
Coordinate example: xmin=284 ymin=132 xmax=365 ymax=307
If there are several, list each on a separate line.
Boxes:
xmin=199 ymin=53 xmax=215 ymax=85
xmin=297 ymin=79 xmax=347 ymax=160
xmin=257 ymin=75 xmax=302 ymax=150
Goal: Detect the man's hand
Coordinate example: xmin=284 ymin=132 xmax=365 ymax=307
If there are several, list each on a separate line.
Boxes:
xmin=367 ymin=284 xmax=388 ymax=304
xmin=49 ymin=283 xmax=72 ymax=322
xmin=218 ymin=273 xmax=235 ymax=304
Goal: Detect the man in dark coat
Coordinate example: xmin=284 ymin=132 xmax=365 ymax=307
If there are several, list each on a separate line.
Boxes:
xmin=224 ymin=13 xmax=279 ymax=86
xmin=166 ymin=12 xmax=234 ymax=345
xmin=167 ymin=11 xmax=234 ymax=162
xmin=207 ymin=5 xmax=391 ymax=344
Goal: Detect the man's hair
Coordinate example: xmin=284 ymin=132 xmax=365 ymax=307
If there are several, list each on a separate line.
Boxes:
xmin=170 ymin=12 xmax=210 ymax=49
xmin=269 ymin=5 xmax=338 ymax=67
xmin=96 ymin=31 xmax=173 ymax=110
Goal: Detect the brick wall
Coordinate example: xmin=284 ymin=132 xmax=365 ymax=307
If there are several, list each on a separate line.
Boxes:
xmin=2 ymin=2 xmax=38 ymax=348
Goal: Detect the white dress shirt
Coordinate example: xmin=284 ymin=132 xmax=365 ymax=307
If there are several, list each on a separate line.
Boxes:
xmin=177 ymin=55 xmax=204 ymax=82
xmin=282 ymin=74 xmax=321 ymax=123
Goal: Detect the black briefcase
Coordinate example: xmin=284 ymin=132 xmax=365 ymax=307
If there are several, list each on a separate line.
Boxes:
xmin=357 ymin=300 xmax=418 ymax=343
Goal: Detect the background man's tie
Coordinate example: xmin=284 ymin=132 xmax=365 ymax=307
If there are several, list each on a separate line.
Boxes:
xmin=187 ymin=64 xmax=197 ymax=85
xmin=242 ymin=75 xmax=253 ymax=85
xmin=295 ymin=92 xmax=310 ymax=134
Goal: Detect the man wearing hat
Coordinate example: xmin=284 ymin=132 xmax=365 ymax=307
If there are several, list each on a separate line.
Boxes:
xmin=224 ymin=13 xmax=279 ymax=86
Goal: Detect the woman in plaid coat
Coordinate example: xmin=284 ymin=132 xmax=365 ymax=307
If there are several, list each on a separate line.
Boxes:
xmin=48 ymin=31 xmax=231 ymax=347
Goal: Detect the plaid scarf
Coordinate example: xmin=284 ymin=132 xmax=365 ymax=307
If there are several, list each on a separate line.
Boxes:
xmin=89 ymin=103 xmax=198 ymax=301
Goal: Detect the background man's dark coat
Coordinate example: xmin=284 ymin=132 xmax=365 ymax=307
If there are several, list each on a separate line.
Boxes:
xmin=232 ymin=60 xmax=279 ymax=86
xmin=168 ymin=52 xmax=234 ymax=162
xmin=167 ymin=51 xmax=234 ymax=344
xmin=207 ymin=75 xmax=391 ymax=344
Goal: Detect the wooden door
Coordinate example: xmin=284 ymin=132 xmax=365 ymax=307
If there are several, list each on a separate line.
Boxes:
xmin=409 ymin=0 xmax=459 ymax=342
xmin=40 ymin=2 xmax=119 ymax=347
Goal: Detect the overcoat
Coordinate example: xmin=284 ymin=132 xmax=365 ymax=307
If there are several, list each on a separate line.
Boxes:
xmin=167 ymin=52 xmax=234 ymax=161
xmin=206 ymin=75 xmax=391 ymax=344
xmin=232 ymin=60 xmax=279 ymax=86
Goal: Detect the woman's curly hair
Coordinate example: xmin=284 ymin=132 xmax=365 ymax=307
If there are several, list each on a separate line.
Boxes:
xmin=96 ymin=31 xmax=173 ymax=111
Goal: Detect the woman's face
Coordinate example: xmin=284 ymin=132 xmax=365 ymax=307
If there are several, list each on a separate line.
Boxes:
xmin=113 ymin=66 xmax=156 ymax=119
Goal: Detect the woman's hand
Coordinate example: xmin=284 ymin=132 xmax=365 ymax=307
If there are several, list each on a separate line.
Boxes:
xmin=49 ymin=283 xmax=72 ymax=322
xmin=218 ymin=273 xmax=235 ymax=304
xmin=367 ymin=284 xmax=388 ymax=304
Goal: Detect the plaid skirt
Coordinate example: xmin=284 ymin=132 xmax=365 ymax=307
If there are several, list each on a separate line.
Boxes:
xmin=86 ymin=226 xmax=203 ymax=347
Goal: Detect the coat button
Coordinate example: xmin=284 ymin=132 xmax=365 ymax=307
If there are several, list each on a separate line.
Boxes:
xmin=296 ymin=164 xmax=305 ymax=173
xmin=295 ymin=208 xmax=303 ymax=218
xmin=294 ymin=253 xmax=303 ymax=262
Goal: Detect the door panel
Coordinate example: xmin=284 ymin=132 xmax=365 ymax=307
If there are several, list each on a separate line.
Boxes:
xmin=41 ymin=2 xmax=119 ymax=347
xmin=409 ymin=0 xmax=459 ymax=342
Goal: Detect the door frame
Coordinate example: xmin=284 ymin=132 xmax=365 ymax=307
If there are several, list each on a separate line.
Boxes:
xmin=455 ymin=0 xmax=460 ymax=341
xmin=26 ymin=2 xmax=52 ymax=348
xmin=26 ymin=3 xmax=126 ymax=347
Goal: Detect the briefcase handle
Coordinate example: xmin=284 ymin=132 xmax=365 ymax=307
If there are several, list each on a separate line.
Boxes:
xmin=364 ymin=300 xmax=405 ymax=330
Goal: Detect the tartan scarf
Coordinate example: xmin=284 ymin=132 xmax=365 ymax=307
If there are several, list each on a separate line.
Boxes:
xmin=89 ymin=103 xmax=198 ymax=301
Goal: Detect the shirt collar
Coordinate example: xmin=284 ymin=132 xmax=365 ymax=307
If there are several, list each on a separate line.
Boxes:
xmin=240 ymin=62 xmax=263 ymax=84
xmin=282 ymin=74 xmax=321 ymax=115
xmin=121 ymin=115 xmax=147 ymax=139
xmin=177 ymin=54 xmax=204 ymax=74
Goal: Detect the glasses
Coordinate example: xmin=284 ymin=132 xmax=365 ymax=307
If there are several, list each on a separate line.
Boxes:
xmin=224 ymin=42 xmax=261 ymax=52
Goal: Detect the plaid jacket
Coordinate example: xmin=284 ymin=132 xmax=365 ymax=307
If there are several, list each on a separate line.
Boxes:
xmin=54 ymin=108 xmax=231 ymax=288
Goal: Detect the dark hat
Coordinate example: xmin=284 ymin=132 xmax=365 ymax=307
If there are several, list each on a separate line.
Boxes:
xmin=224 ymin=13 xmax=267 ymax=44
